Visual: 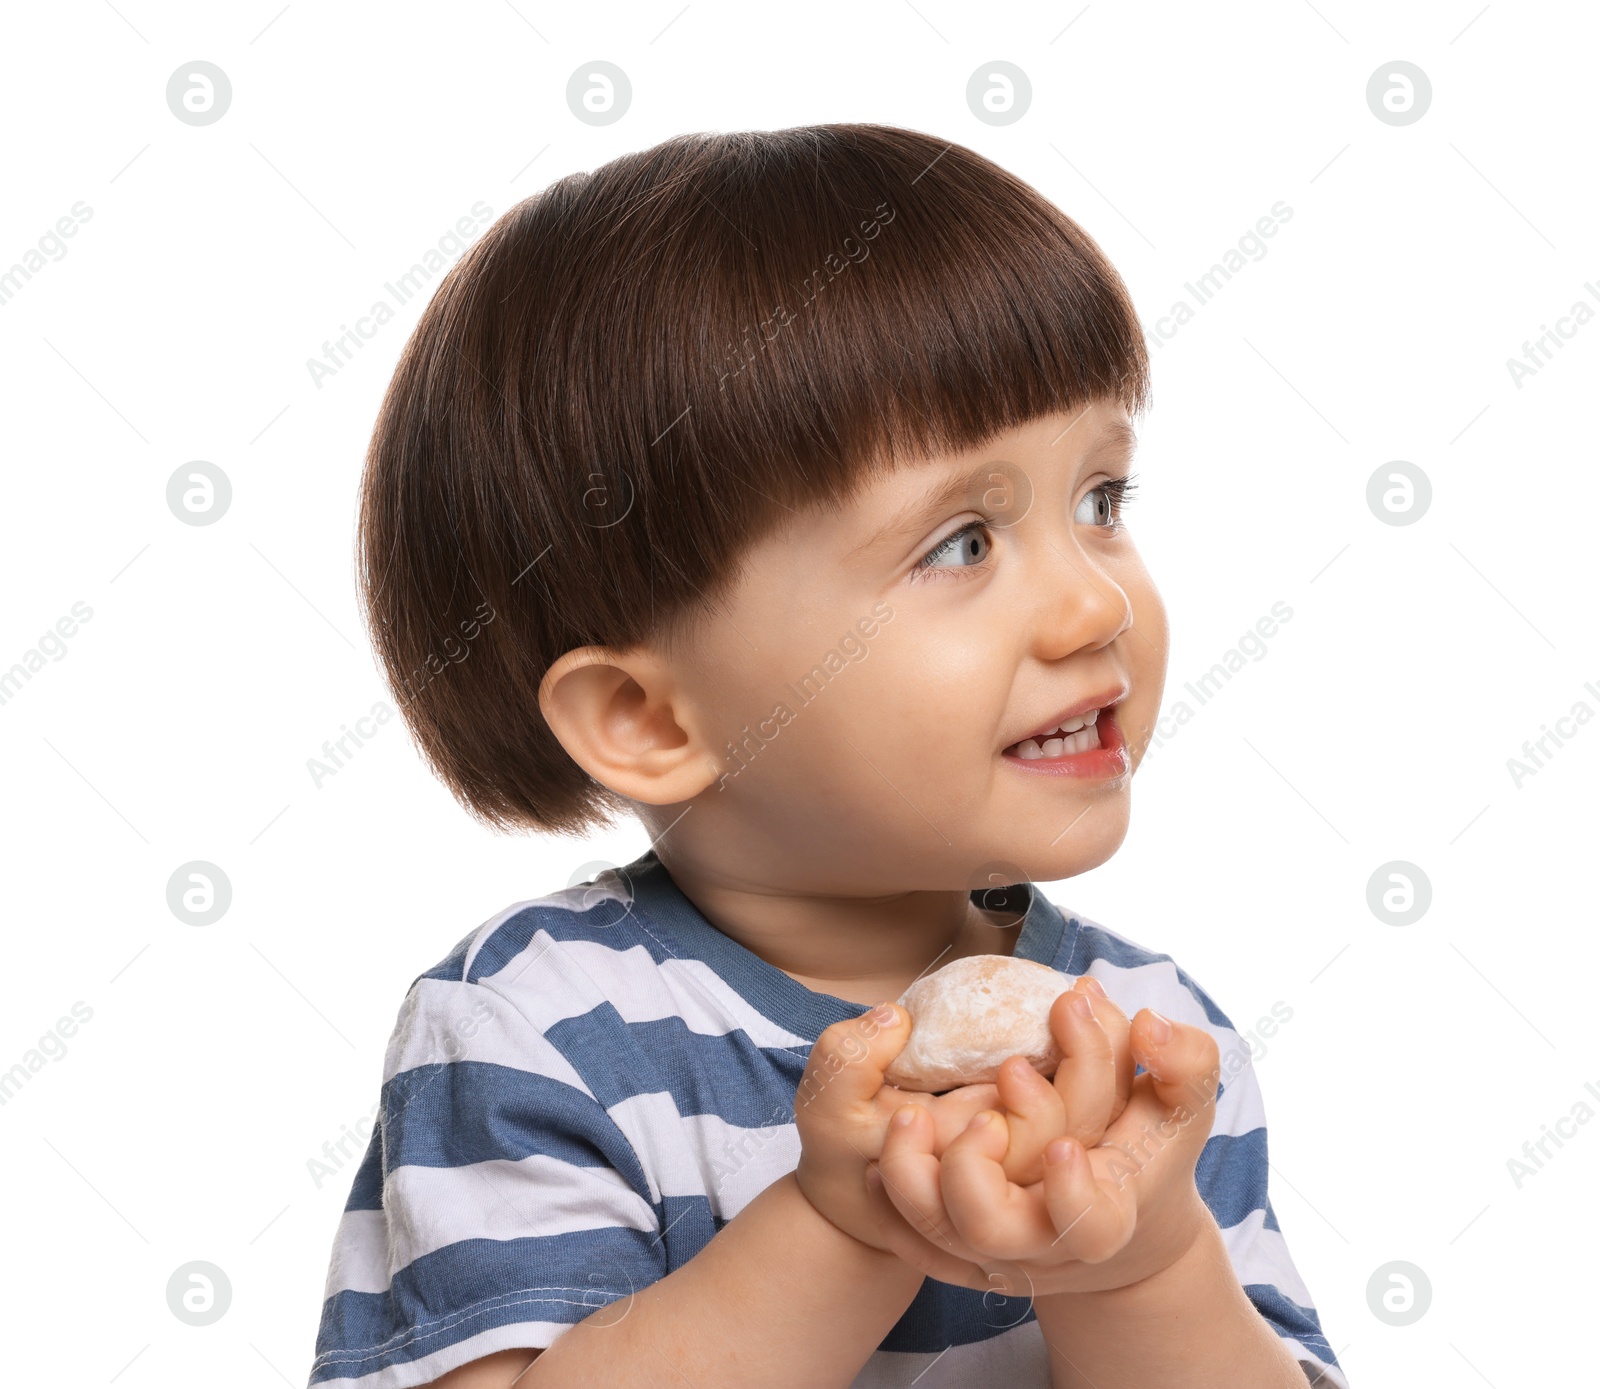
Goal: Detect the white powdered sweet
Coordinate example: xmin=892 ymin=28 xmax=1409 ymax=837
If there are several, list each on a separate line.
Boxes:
xmin=883 ymin=954 xmax=1076 ymax=1092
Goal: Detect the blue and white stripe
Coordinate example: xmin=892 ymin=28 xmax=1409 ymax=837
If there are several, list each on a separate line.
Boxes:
xmin=309 ymin=850 xmax=1348 ymax=1389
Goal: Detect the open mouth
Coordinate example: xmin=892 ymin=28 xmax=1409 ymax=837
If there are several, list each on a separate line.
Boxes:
xmin=1005 ymin=705 xmax=1106 ymax=760
xmin=1002 ymin=701 xmax=1130 ymax=777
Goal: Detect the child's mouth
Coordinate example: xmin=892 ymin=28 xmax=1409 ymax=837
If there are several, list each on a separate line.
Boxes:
xmin=1002 ymin=702 xmax=1130 ymax=779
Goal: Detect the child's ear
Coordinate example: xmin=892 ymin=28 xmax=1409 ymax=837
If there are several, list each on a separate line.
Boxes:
xmin=538 ymin=644 xmax=719 ymax=805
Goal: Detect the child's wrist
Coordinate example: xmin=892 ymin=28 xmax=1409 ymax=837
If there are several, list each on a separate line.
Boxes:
xmin=1033 ymin=1195 xmax=1215 ymax=1316
xmin=1031 ymin=1212 xmax=1305 ymax=1387
xmin=784 ymin=1168 xmax=924 ymax=1286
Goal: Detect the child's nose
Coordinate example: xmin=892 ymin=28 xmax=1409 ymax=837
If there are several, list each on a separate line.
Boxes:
xmin=1025 ymin=551 xmax=1133 ymax=656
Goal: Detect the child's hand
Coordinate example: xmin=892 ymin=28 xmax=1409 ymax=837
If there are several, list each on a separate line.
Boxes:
xmin=793 ymin=1003 xmax=1009 ymax=1253
xmin=988 ymin=975 xmax=1134 ymax=1186
xmin=794 ymin=974 xmax=1133 ymax=1255
xmin=862 ymin=1005 xmax=1221 ymax=1298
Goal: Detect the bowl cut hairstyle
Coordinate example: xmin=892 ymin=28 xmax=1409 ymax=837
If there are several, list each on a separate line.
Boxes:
xmin=358 ymin=121 xmax=1151 ymax=836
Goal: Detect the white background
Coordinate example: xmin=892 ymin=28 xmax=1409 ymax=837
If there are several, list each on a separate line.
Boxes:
xmin=1 ymin=2 xmax=1594 ymax=1385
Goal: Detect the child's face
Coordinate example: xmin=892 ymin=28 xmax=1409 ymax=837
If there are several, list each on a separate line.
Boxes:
xmin=660 ymin=396 xmax=1168 ymax=892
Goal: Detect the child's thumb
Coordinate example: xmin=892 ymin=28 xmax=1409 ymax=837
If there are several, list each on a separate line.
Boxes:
xmin=797 ymin=1003 xmax=911 ymax=1115
xmin=1131 ymin=1008 xmax=1222 ymax=1123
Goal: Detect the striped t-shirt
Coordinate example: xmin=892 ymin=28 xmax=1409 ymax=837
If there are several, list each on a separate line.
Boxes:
xmin=309 ymin=849 xmax=1349 ymax=1389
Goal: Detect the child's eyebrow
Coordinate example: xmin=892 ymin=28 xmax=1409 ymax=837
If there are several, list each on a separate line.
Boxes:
xmin=842 ymin=418 xmax=1139 ymax=565
xmin=841 ymin=469 xmax=979 ymax=564
xmin=1083 ymin=416 xmax=1139 ymax=461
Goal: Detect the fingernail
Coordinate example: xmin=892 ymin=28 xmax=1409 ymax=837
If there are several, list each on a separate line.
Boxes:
xmin=893 ymin=1104 xmax=918 ymax=1128
xmin=1070 ymin=992 xmax=1094 ymax=1020
xmin=866 ymin=1167 xmax=883 ymax=1191
xmin=966 ymin=1111 xmax=994 ymax=1131
xmin=1083 ymin=976 xmax=1108 ymax=999
xmin=1046 ymin=1138 xmax=1075 ymax=1166
xmin=1144 ymin=1009 xmax=1173 ymax=1043
xmin=869 ymin=1003 xmax=897 ymax=1025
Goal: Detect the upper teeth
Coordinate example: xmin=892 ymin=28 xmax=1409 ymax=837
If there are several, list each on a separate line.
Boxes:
xmin=1038 ymin=708 xmax=1099 ymax=738
xmin=1008 ymin=707 xmax=1105 ymax=760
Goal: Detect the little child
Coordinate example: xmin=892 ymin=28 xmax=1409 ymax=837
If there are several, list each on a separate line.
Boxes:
xmin=309 ymin=123 xmax=1348 ymax=1389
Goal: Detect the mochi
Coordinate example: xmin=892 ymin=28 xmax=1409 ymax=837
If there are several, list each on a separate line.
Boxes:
xmin=883 ymin=954 xmax=1075 ymax=1092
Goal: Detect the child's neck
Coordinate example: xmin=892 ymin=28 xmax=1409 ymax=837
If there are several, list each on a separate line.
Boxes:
xmin=662 ymin=857 xmax=1023 ymax=1008
xmin=780 ymin=900 xmax=1023 ymax=1007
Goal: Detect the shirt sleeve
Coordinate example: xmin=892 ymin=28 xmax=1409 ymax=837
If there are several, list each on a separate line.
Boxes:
xmin=1190 ymin=993 xmax=1351 ymax=1389
xmin=308 ymin=973 xmax=668 ymax=1389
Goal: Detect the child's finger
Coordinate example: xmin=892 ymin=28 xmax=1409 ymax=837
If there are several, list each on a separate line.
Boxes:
xmin=797 ymin=1004 xmax=912 ymax=1137
xmin=1127 ymin=1008 xmax=1221 ymax=1128
xmin=939 ymin=1111 xmax=1060 ymax=1261
xmin=1039 ymin=1138 xmax=1138 ymax=1264
xmin=993 ymin=1055 xmax=1065 ymax=1187
xmin=861 ymin=1166 xmax=992 ymax=1291
xmin=921 ymin=1082 xmax=1002 ymax=1153
xmin=875 ymin=1102 xmax=970 ymax=1257
xmin=1073 ymin=977 xmax=1135 ymax=1127
xmin=1044 ymin=983 xmax=1120 ymax=1144
xmin=991 ymin=977 xmax=1132 ymax=1186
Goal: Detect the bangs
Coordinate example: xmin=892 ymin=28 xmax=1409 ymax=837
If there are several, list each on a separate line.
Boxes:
xmin=522 ymin=123 xmax=1149 ymax=517
xmin=694 ymin=126 xmax=1150 ymax=502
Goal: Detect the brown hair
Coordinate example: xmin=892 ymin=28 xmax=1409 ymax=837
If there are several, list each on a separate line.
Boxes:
xmin=358 ymin=122 xmax=1151 ymax=837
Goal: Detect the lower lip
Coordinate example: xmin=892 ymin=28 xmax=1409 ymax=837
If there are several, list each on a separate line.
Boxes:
xmin=1001 ymin=704 xmax=1131 ymax=780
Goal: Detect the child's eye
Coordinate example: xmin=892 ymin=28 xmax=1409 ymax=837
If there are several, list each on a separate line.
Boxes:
xmin=911 ymin=521 xmax=992 ymax=581
xmin=1075 ymin=473 xmax=1140 ymax=528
